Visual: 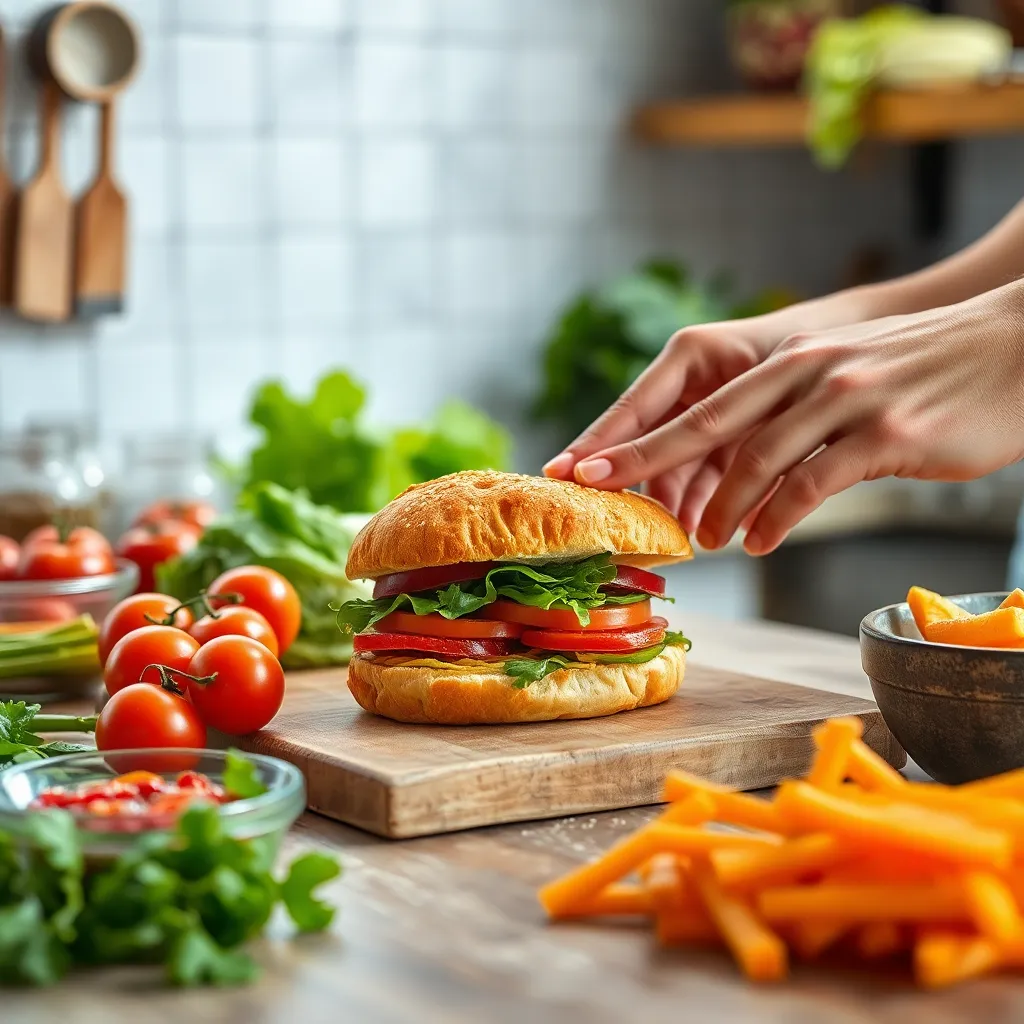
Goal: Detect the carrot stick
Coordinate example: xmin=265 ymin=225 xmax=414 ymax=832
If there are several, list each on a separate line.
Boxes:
xmin=641 ymin=853 xmax=687 ymax=911
xmin=537 ymin=798 xmax=718 ymax=919
xmin=845 ymin=739 xmax=908 ymax=795
xmin=691 ymin=866 xmax=788 ymax=982
xmin=1000 ymin=589 xmax=1024 ymax=611
xmin=710 ymin=834 xmax=846 ymax=889
xmin=907 ymin=586 xmax=970 ymax=635
xmin=655 ymin=909 xmax=718 ymax=946
xmin=807 ymin=717 xmax=863 ymax=790
xmin=855 ymin=921 xmax=905 ymax=959
xmin=570 ymin=884 xmax=655 ymax=917
xmin=773 ymin=781 xmax=1012 ymax=869
xmin=961 ymin=871 xmax=1023 ymax=942
xmin=758 ymin=882 xmax=969 ymax=924
xmin=960 ymin=767 xmax=1024 ymax=801
xmin=915 ymin=933 xmax=1001 ymax=989
xmin=657 ymin=791 xmax=717 ymax=826
xmin=790 ymin=920 xmax=848 ymax=960
xmin=662 ymin=771 xmax=784 ymax=834
xmin=926 ymin=607 xmax=1024 ymax=648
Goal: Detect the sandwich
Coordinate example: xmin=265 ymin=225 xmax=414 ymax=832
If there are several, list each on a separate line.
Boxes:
xmin=336 ymin=471 xmax=693 ymax=724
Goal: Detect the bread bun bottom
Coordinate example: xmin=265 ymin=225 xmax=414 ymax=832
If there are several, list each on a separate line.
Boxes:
xmin=346 ymin=645 xmax=686 ymax=724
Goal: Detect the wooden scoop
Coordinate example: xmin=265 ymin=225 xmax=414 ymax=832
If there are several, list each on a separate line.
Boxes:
xmin=0 ymin=25 xmax=15 ymax=307
xmin=13 ymin=78 xmax=73 ymax=322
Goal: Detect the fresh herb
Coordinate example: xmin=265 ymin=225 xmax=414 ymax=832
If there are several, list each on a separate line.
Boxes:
xmin=0 ymin=616 xmax=100 ymax=682
xmin=222 ymin=750 xmax=268 ymax=800
xmin=157 ymin=483 xmax=373 ymax=669
xmin=336 ymin=554 xmax=651 ymax=634
xmin=230 ymin=370 xmax=511 ymax=514
xmin=0 ymin=701 xmax=96 ymax=769
xmin=0 ymin=804 xmax=340 ymax=988
xmin=504 ymin=655 xmax=572 ymax=688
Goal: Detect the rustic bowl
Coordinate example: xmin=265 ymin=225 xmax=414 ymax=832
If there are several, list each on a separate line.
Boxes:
xmin=860 ymin=592 xmax=1024 ymax=784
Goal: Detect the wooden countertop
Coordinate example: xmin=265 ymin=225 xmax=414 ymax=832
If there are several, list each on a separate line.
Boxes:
xmin=7 ymin=613 xmax=1004 ymax=1023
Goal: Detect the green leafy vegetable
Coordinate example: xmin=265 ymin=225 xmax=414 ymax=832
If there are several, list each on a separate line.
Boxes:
xmin=157 ymin=483 xmax=373 ymax=669
xmin=504 ymin=655 xmax=572 ymax=688
xmin=336 ymin=554 xmax=651 ymax=633
xmin=234 ymin=370 xmax=511 ymax=513
xmin=0 ymin=805 xmax=340 ymax=989
xmin=0 ymin=616 xmax=100 ymax=681
xmin=223 ymin=750 xmax=268 ymax=800
xmin=0 ymin=702 xmax=96 ymax=770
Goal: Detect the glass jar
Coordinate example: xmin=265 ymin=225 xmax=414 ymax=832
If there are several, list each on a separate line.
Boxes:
xmin=0 ymin=432 xmax=96 ymax=542
xmin=115 ymin=434 xmax=222 ymax=535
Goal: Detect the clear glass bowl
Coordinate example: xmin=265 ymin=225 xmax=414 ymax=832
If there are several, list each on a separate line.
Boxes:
xmin=0 ymin=749 xmax=306 ymax=861
xmin=0 ymin=558 xmax=139 ymax=701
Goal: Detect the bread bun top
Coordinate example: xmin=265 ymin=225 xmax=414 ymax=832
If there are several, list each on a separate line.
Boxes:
xmin=345 ymin=471 xmax=693 ymax=579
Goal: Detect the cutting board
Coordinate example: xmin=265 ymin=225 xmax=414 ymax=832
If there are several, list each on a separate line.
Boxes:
xmin=239 ymin=664 xmax=904 ymax=839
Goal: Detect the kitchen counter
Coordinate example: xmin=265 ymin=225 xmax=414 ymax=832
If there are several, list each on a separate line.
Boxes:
xmin=6 ymin=613 xmax=1013 ymax=1024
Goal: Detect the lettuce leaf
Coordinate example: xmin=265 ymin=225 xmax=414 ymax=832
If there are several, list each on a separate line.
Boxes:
xmin=335 ymin=554 xmax=651 ymax=633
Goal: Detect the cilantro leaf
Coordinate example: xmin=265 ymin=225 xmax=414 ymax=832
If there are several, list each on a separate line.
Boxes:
xmin=279 ymin=853 xmax=341 ymax=933
xmin=223 ymin=750 xmax=268 ymax=800
xmin=167 ymin=926 xmax=259 ymax=987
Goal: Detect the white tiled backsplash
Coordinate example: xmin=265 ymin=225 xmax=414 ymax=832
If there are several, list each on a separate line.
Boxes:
xmin=0 ymin=0 xmax=1019 ymax=476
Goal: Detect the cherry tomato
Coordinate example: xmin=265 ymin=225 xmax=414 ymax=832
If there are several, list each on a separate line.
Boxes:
xmin=103 ymin=625 xmax=200 ymax=697
xmin=352 ymin=633 xmax=518 ymax=658
xmin=481 ymin=599 xmax=652 ymax=632
xmin=186 ymin=635 xmax=286 ymax=735
xmin=133 ymin=499 xmax=218 ymax=531
xmin=209 ymin=566 xmax=301 ymax=654
xmin=376 ymin=610 xmax=522 ymax=640
xmin=607 ymin=566 xmax=667 ymax=597
xmin=98 ymin=593 xmax=194 ymax=665
xmin=521 ymin=617 xmax=668 ymax=653
xmin=188 ymin=606 xmax=280 ymax=657
xmin=371 ymin=561 xmax=496 ymax=600
xmin=22 ymin=525 xmax=111 ymax=555
xmin=96 ymin=683 xmax=207 ymax=770
xmin=116 ymin=520 xmax=201 ymax=593
xmin=0 ymin=536 xmax=18 ymax=580
xmin=17 ymin=539 xmax=116 ymax=580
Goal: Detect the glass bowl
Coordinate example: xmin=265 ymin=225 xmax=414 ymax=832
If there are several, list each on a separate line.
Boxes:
xmin=0 ymin=748 xmax=306 ymax=861
xmin=0 ymin=558 xmax=138 ymax=701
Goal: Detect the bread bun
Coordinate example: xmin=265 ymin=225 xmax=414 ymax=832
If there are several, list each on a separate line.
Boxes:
xmin=346 ymin=644 xmax=686 ymax=724
xmin=346 ymin=471 xmax=692 ymax=580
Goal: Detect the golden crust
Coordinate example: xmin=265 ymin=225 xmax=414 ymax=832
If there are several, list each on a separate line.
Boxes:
xmin=345 ymin=471 xmax=692 ymax=579
xmin=346 ymin=644 xmax=686 ymax=724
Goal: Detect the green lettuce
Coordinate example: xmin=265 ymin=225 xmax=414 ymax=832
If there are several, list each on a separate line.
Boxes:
xmin=157 ymin=484 xmax=372 ymax=669
xmin=336 ymin=554 xmax=653 ymax=633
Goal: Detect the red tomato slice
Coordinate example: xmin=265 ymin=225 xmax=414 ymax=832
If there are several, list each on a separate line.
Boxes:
xmin=480 ymin=598 xmax=652 ymax=632
xmin=353 ymin=632 xmax=518 ymax=658
xmin=608 ymin=566 xmax=667 ymax=597
xmin=521 ymin=617 xmax=668 ymax=653
xmin=375 ymin=611 xmax=523 ymax=640
xmin=372 ymin=562 xmax=496 ymax=599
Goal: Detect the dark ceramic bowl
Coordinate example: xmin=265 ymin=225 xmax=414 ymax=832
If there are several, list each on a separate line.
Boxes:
xmin=861 ymin=592 xmax=1024 ymax=784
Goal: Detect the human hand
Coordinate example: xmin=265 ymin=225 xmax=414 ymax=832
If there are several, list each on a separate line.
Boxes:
xmin=545 ymin=282 xmax=1024 ymax=555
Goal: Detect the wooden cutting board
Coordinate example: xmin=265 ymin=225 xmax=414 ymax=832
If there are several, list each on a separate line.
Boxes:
xmin=239 ymin=664 xmax=904 ymax=839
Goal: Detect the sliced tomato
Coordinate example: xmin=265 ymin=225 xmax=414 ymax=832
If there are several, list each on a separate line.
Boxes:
xmin=353 ymin=632 xmax=518 ymax=658
xmin=376 ymin=611 xmax=523 ymax=640
xmin=608 ymin=566 xmax=667 ymax=597
xmin=481 ymin=598 xmax=652 ymax=632
xmin=372 ymin=562 xmax=496 ymax=600
xmin=522 ymin=617 xmax=668 ymax=653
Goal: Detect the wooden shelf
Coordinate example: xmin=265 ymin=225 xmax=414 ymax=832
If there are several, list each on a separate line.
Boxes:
xmin=632 ymin=81 xmax=1024 ymax=147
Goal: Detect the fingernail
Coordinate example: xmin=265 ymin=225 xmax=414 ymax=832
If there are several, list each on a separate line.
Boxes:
xmin=574 ymin=458 xmax=613 ymax=485
xmin=542 ymin=453 xmax=574 ymax=478
xmin=744 ymin=531 xmax=763 ymax=555
xmin=695 ymin=526 xmax=716 ymax=550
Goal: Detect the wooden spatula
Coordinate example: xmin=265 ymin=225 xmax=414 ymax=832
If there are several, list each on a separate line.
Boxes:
xmin=0 ymin=26 xmax=17 ymax=307
xmin=13 ymin=78 xmax=73 ymax=322
xmin=75 ymin=98 xmax=127 ymax=317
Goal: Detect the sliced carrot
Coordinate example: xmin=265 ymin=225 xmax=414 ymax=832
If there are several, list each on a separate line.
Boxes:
xmin=926 ymin=607 xmax=1024 ymax=648
xmin=655 ymin=909 xmax=718 ymax=946
xmin=915 ymin=933 xmax=1001 ymax=989
xmin=854 ymin=921 xmax=905 ymax=959
xmin=691 ymin=866 xmax=788 ymax=982
xmin=758 ymin=882 xmax=969 ymax=924
xmin=961 ymin=871 xmax=1023 ymax=942
xmin=572 ymin=884 xmax=655 ymax=918
xmin=657 ymin=791 xmax=717 ymax=826
xmin=907 ymin=586 xmax=971 ymax=635
xmin=641 ymin=853 xmax=687 ymax=912
xmin=710 ymin=834 xmax=846 ymax=890
xmin=845 ymin=739 xmax=908 ymax=795
xmin=807 ymin=717 xmax=863 ymax=790
xmin=773 ymin=781 xmax=1012 ymax=869
xmin=790 ymin=919 xmax=848 ymax=960
xmin=662 ymin=771 xmax=784 ymax=834
xmin=961 ymin=767 xmax=1024 ymax=801
xmin=1000 ymin=589 xmax=1024 ymax=610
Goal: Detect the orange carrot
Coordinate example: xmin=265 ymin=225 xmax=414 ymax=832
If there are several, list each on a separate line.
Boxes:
xmin=641 ymin=853 xmax=688 ymax=911
xmin=961 ymin=767 xmax=1024 ymax=801
xmin=845 ymin=739 xmax=908 ymax=795
xmin=907 ymin=586 xmax=971 ymax=636
xmin=773 ymin=781 xmax=1012 ymax=869
xmin=961 ymin=871 xmax=1023 ymax=942
xmin=790 ymin=919 xmax=848 ymax=960
xmin=807 ymin=717 xmax=863 ymax=790
xmin=1000 ymin=589 xmax=1024 ymax=610
xmin=758 ymin=882 xmax=969 ymax=924
xmin=655 ymin=909 xmax=718 ymax=946
xmin=662 ymin=771 xmax=784 ymax=834
xmin=854 ymin=921 xmax=905 ymax=959
xmin=710 ymin=834 xmax=846 ymax=890
xmin=571 ymin=884 xmax=655 ymax=917
xmin=926 ymin=607 xmax=1024 ymax=648
xmin=915 ymin=933 xmax=1001 ymax=989
xmin=657 ymin=790 xmax=717 ymax=826
xmin=691 ymin=866 xmax=788 ymax=982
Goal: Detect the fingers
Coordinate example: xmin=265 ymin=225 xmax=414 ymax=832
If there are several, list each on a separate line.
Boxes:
xmin=645 ymin=463 xmax=701 ymax=521
xmin=678 ymin=461 xmax=725 ymax=538
xmin=573 ymin=358 xmax=797 ymax=491
xmin=744 ymin=436 xmax=872 ymax=555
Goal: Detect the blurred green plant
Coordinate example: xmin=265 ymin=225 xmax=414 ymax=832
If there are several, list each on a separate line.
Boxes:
xmin=532 ymin=260 xmax=794 ymax=442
